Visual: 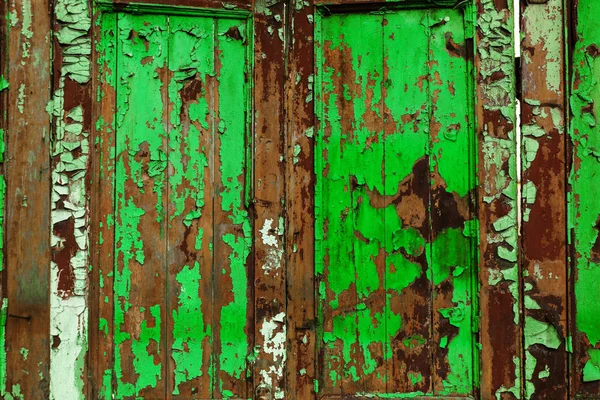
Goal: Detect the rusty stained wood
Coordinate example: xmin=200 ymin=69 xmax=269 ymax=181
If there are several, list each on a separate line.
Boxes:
xmin=253 ymin=1 xmax=287 ymax=399
xmin=475 ymin=0 xmax=522 ymax=398
xmin=520 ymin=0 xmax=569 ymax=398
xmin=2 ymin=0 xmax=52 ymax=396
xmin=284 ymin=0 xmax=317 ymax=399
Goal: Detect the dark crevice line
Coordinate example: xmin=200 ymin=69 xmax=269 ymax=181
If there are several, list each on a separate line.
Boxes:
xmin=164 ymin=14 xmax=171 ymax=399
xmin=463 ymin=5 xmax=479 ymax=394
xmin=564 ymin=0 xmax=573 ymax=396
xmin=381 ymin=13 xmax=389 ymax=395
xmin=426 ymin=9 xmax=436 ymax=396
xmin=283 ymin=3 xmax=292 ymax=397
xmin=210 ymin=16 xmax=217 ymax=398
xmin=112 ymin=12 xmax=120 ymax=395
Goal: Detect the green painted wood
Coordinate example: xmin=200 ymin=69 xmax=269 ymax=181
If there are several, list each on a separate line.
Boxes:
xmin=571 ymin=0 xmax=600 ymax=395
xmin=315 ymin=7 xmax=476 ymax=397
xmin=102 ymin=11 xmax=252 ymax=398
xmin=166 ymin=15 xmax=215 ymax=398
xmin=114 ymin=13 xmax=170 ymax=397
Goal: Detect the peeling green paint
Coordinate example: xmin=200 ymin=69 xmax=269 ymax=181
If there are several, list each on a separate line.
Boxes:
xmin=97 ymin=10 xmax=251 ymax=398
xmin=316 ymin=6 xmax=476 ymax=395
xmin=571 ymin=0 xmax=600 ymax=386
xmin=48 ymin=0 xmax=92 ymax=397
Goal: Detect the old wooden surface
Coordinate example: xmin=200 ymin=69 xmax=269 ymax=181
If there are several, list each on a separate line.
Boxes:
xmin=285 ymin=0 xmax=317 ymax=398
xmin=1 ymin=0 xmax=598 ymax=398
xmin=475 ymin=0 xmax=521 ymax=398
xmin=570 ymin=0 xmax=600 ymax=396
xmin=253 ymin=1 xmax=287 ymax=399
xmin=2 ymin=0 xmax=52 ymax=396
xmin=315 ymin=6 xmax=477 ymax=397
xmin=520 ymin=0 xmax=569 ymax=398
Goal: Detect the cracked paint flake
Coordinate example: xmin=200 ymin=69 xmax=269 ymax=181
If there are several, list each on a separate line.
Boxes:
xmin=48 ymin=0 xmax=92 ymax=397
xmin=258 ymin=312 xmax=287 ymax=400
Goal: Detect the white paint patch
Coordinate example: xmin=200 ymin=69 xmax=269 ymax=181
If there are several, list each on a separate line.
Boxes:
xmin=259 ymin=312 xmax=287 ymax=400
xmin=260 ymin=218 xmax=284 ymax=273
xmin=260 ymin=218 xmax=279 ymax=247
xmin=50 ymin=262 xmax=88 ymax=400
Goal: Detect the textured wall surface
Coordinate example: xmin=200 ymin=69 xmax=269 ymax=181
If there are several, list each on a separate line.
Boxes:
xmin=0 ymin=0 xmax=593 ymax=399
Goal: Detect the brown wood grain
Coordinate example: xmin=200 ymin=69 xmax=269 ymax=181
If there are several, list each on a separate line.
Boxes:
xmin=3 ymin=0 xmax=52 ymax=395
xmin=285 ymin=0 xmax=317 ymax=399
xmin=253 ymin=1 xmax=288 ymax=399
xmin=476 ymin=0 xmax=522 ymax=398
xmin=165 ymin=18 xmax=216 ymax=397
xmin=520 ymin=0 xmax=569 ymax=398
xmin=90 ymin=10 xmax=118 ymax=398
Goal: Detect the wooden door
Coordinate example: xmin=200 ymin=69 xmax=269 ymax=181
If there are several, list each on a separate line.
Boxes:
xmin=93 ymin=7 xmax=256 ymax=398
xmin=315 ymin=5 xmax=477 ymax=398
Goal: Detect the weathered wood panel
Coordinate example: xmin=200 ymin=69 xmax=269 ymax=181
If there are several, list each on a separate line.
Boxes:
xmin=165 ymin=15 xmax=215 ymax=398
xmin=428 ymin=7 xmax=476 ymax=396
xmin=285 ymin=0 xmax=317 ymax=399
xmin=253 ymin=1 xmax=287 ymax=399
xmin=520 ymin=0 xmax=569 ymax=398
xmin=475 ymin=0 xmax=522 ymax=397
xmin=2 ymin=0 xmax=52 ymax=395
xmin=382 ymin=11 xmax=434 ymax=394
xmin=315 ymin=7 xmax=477 ymax=397
xmin=91 ymin=11 xmax=253 ymax=398
xmin=112 ymin=14 xmax=170 ymax=397
xmin=213 ymin=16 xmax=253 ymax=399
xmin=0 ymin=0 xmax=584 ymax=397
xmin=570 ymin=0 xmax=600 ymax=396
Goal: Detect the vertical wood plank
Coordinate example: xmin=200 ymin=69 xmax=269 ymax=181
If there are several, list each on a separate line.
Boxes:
xmin=166 ymin=15 xmax=216 ymax=398
xmin=428 ymin=7 xmax=476 ymax=396
xmin=90 ymin=10 xmax=118 ymax=399
xmin=3 ymin=0 xmax=52 ymax=395
xmin=316 ymin=13 xmax=381 ymax=395
xmin=315 ymin=13 xmax=350 ymax=396
xmin=113 ymin=13 xmax=169 ymax=398
xmin=285 ymin=0 xmax=316 ymax=398
xmin=48 ymin=0 xmax=93 ymax=396
xmin=383 ymin=10 xmax=433 ymax=395
xmin=569 ymin=0 xmax=600 ymax=395
xmin=520 ymin=0 xmax=569 ymax=398
xmin=213 ymin=17 xmax=253 ymax=399
xmin=475 ymin=0 xmax=522 ymax=398
xmin=0 ymin=0 xmax=7 ymax=391
xmin=346 ymin=14 xmax=387 ymax=395
xmin=253 ymin=1 xmax=287 ymax=399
